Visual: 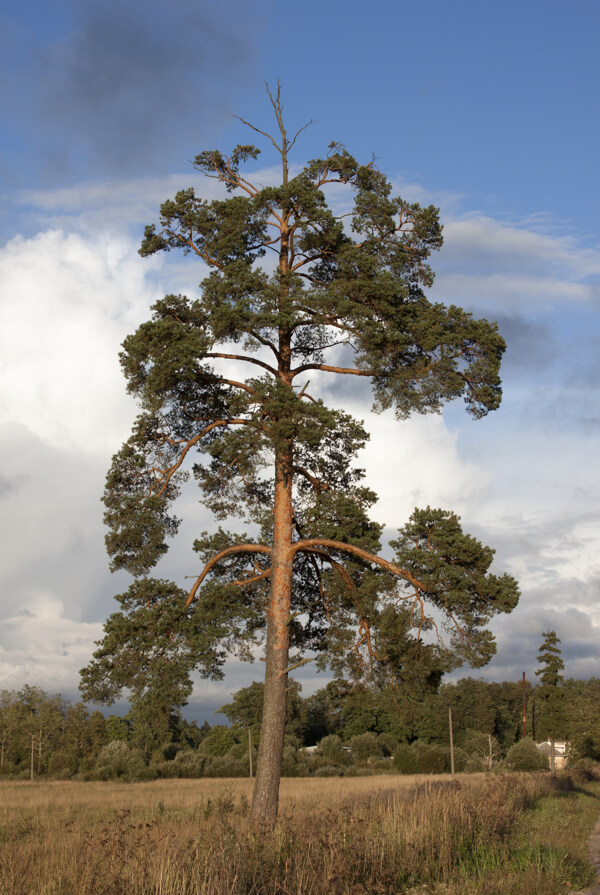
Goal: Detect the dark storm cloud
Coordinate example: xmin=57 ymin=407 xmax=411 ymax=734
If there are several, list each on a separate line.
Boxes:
xmin=14 ymin=0 xmax=260 ymax=180
xmin=449 ymin=606 xmax=600 ymax=685
xmin=491 ymin=312 xmax=555 ymax=373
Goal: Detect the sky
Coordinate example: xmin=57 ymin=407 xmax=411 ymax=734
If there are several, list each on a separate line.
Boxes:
xmin=1 ymin=0 xmax=600 ymax=723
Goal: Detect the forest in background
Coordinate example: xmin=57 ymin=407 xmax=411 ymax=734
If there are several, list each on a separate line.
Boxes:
xmin=1 ymin=674 xmax=597 ymax=781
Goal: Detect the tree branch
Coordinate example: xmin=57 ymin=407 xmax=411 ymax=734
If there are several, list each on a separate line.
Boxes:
xmin=232 ymin=568 xmax=272 ymax=588
xmin=195 ymin=371 xmax=260 ymax=398
xmin=151 ymin=419 xmax=252 ymax=497
xmin=186 ymin=544 xmax=273 ymax=607
xmin=204 ymin=353 xmax=278 ymax=376
xmin=248 ymin=330 xmax=279 ymax=357
xmin=291 ymin=538 xmax=427 ymax=592
xmin=292 ymin=465 xmax=328 ymax=493
xmin=299 ymin=547 xmax=355 ymax=591
xmin=291 ymin=363 xmax=374 ymax=378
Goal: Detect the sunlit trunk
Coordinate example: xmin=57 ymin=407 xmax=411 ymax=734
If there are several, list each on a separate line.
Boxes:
xmin=251 ymin=444 xmax=293 ymax=823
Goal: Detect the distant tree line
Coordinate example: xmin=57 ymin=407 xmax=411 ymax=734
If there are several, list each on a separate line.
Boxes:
xmin=0 ymin=672 xmax=597 ymax=780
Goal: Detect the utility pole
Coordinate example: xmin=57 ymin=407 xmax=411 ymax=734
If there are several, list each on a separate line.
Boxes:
xmin=448 ymin=707 xmax=455 ymax=776
xmin=248 ymin=727 xmax=253 ymax=779
xmin=30 ymin=734 xmax=34 ymax=782
xmin=522 ymin=672 xmax=527 ymax=738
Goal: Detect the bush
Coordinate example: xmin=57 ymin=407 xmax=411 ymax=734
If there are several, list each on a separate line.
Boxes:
xmin=202 ymin=755 xmax=249 ymax=778
xmin=150 ymin=743 xmax=178 ymax=764
xmin=317 ymin=735 xmax=352 ymax=766
xmin=155 ymin=749 xmax=208 ymax=778
xmin=198 ymin=726 xmax=240 ymax=757
xmin=344 ymin=765 xmax=375 ymax=777
xmin=413 ymin=742 xmax=451 ymax=774
xmin=313 ymin=765 xmax=344 ymax=777
xmin=47 ymin=750 xmax=79 ymax=778
xmin=393 ymin=744 xmax=418 ymax=774
xmin=506 ymin=737 xmax=547 ymax=771
xmin=393 ymin=742 xmax=467 ymax=774
xmin=93 ymin=741 xmax=151 ymax=781
xmin=377 ymin=733 xmax=398 ymax=757
xmin=281 ymin=742 xmax=301 ymax=776
xmin=348 ymin=732 xmax=383 ymax=763
xmin=370 ymin=758 xmax=393 ymax=772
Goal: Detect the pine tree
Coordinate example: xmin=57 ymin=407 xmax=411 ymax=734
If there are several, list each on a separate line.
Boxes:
xmin=80 ymin=86 xmax=519 ymax=823
xmin=535 ymin=629 xmax=567 ymax=768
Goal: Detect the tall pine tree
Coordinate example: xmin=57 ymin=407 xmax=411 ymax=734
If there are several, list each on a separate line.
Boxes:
xmin=81 ymin=86 xmax=519 ymax=823
xmin=535 ymin=629 xmax=567 ymax=768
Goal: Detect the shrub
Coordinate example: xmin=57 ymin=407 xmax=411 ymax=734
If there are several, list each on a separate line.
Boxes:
xmin=377 ymin=733 xmax=399 ymax=757
xmin=202 ymin=755 xmax=249 ymax=778
xmin=393 ymin=744 xmax=418 ymax=774
xmin=370 ymin=758 xmax=393 ymax=772
xmin=313 ymin=765 xmax=344 ymax=777
xmin=198 ymin=726 xmax=240 ymax=757
xmin=47 ymin=750 xmax=79 ymax=778
xmin=317 ymin=735 xmax=352 ymax=766
xmin=155 ymin=749 xmax=208 ymax=778
xmin=506 ymin=737 xmax=547 ymax=771
xmin=414 ymin=742 xmax=451 ymax=774
xmin=92 ymin=741 xmax=151 ymax=781
xmin=348 ymin=732 xmax=383 ymax=763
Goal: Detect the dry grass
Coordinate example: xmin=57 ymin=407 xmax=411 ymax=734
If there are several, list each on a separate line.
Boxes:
xmin=0 ymin=772 xmax=597 ymax=894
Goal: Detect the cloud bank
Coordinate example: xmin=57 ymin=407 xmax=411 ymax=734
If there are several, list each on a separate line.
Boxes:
xmin=2 ymin=178 xmax=600 ymax=717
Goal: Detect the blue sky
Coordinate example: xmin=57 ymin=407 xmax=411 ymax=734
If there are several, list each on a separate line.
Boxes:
xmin=1 ymin=0 xmax=599 ymax=721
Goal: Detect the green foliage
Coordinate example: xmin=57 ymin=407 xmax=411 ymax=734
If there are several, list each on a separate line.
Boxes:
xmin=198 ymin=725 xmax=242 ymax=757
xmin=393 ymin=744 xmax=419 ymax=774
xmin=317 ymin=735 xmax=352 ymax=766
xmin=348 ymin=732 xmax=383 ymax=763
xmin=506 ymin=737 xmax=547 ymax=771
xmin=218 ymin=680 xmax=307 ymax=741
xmin=566 ymin=678 xmax=600 ymax=760
xmin=392 ymin=740 xmax=466 ymax=774
xmin=77 ymin=97 xmax=521 ymax=818
xmin=535 ymin=631 xmax=568 ymax=743
xmin=463 ymin=729 xmax=501 ymax=768
xmin=390 ymin=510 xmax=519 ymax=669
xmin=93 ymin=741 xmax=151 ymax=781
xmin=536 ymin=631 xmax=565 ymax=688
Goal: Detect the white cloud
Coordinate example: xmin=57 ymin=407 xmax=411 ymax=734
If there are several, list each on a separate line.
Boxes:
xmin=0 ymin=228 xmax=156 ymax=455
xmin=433 ymin=215 xmax=600 ymax=311
xmin=352 ymin=411 xmax=490 ymax=532
xmin=0 ymin=592 xmax=103 ymax=694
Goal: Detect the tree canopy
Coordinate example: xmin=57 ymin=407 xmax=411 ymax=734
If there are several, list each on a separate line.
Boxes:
xmin=535 ymin=630 xmax=567 ymax=751
xmin=81 ymin=86 xmax=519 ymax=823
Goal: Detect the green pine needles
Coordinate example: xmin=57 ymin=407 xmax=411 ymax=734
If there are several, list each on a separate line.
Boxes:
xmin=80 ymin=85 xmax=519 ymax=822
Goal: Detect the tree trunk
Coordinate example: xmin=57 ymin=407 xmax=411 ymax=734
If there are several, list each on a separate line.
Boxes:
xmin=251 ymin=445 xmax=293 ymax=824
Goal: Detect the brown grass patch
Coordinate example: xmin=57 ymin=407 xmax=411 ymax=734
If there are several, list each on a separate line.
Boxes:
xmin=0 ymin=772 xmax=596 ymax=894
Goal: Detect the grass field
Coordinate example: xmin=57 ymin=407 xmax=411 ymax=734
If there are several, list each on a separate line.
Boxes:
xmin=1 ymin=771 xmax=598 ymax=894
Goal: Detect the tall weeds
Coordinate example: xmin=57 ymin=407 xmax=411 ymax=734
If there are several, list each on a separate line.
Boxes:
xmin=0 ymin=772 xmax=595 ymax=894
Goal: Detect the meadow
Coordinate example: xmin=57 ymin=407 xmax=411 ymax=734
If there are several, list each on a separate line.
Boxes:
xmin=0 ymin=771 xmax=598 ymax=894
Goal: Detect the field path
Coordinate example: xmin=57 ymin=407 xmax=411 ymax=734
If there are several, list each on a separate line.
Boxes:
xmin=577 ymin=813 xmax=600 ymax=895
